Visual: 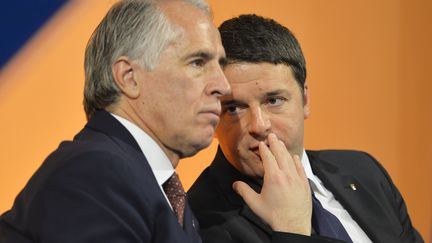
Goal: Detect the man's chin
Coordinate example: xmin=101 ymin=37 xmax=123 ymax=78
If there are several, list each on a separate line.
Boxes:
xmin=179 ymin=138 xmax=213 ymax=158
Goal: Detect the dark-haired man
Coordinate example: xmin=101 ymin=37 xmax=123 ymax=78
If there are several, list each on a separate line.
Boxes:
xmin=188 ymin=14 xmax=423 ymax=243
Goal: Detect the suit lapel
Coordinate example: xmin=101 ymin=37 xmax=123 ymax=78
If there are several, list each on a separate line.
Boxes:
xmin=183 ymin=203 xmax=202 ymax=242
xmin=85 ymin=110 xmax=189 ymax=230
xmin=239 ymin=206 xmax=273 ymax=236
xmin=308 ymin=151 xmax=401 ymax=242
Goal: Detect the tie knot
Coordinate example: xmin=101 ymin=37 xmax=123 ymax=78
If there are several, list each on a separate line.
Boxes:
xmin=163 ymin=172 xmax=185 ymax=196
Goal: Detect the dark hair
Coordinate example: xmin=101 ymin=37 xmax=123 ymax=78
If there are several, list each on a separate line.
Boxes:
xmin=219 ymin=14 xmax=306 ymax=90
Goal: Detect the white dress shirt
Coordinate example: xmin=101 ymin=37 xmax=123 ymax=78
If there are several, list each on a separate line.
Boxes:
xmin=301 ymin=150 xmax=372 ymax=243
xmin=111 ymin=114 xmax=175 ymax=208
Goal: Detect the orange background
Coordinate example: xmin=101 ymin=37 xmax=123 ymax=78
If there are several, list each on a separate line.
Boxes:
xmin=0 ymin=0 xmax=430 ymax=241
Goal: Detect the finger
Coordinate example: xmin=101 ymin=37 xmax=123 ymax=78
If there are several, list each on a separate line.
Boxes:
xmin=293 ymin=154 xmax=308 ymax=180
xmin=267 ymin=133 xmax=293 ymax=172
xmin=233 ymin=181 xmax=260 ymax=209
xmin=293 ymin=155 xmax=310 ymax=194
xmin=259 ymin=141 xmax=277 ymax=175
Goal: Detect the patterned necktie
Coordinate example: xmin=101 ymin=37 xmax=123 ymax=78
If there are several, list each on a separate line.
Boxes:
xmin=311 ymin=192 xmax=353 ymax=243
xmin=163 ymin=172 xmax=186 ymax=226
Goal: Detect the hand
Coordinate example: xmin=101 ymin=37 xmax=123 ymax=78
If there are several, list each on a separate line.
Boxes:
xmin=232 ymin=133 xmax=312 ymax=235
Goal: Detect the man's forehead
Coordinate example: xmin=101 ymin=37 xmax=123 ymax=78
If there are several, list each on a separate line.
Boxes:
xmin=160 ymin=0 xmax=209 ymax=27
xmin=221 ymin=63 xmax=296 ymax=100
xmin=160 ymin=1 xmax=220 ymax=52
xmin=224 ymin=62 xmax=295 ymax=84
xmin=221 ymin=85 xmax=291 ymax=103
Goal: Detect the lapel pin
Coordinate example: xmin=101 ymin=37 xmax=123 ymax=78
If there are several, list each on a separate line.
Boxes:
xmin=349 ymin=183 xmax=357 ymax=191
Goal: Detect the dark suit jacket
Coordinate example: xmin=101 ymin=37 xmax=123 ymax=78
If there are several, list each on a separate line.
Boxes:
xmin=0 ymin=110 xmax=201 ymax=243
xmin=188 ymin=147 xmax=423 ymax=243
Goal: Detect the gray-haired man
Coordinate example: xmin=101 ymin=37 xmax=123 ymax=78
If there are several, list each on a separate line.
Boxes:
xmin=0 ymin=0 xmax=229 ymax=242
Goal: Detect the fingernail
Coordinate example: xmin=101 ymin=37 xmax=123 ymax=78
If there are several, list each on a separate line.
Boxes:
xmin=232 ymin=182 xmax=238 ymax=193
xmin=269 ymin=133 xmax=277 ymax=140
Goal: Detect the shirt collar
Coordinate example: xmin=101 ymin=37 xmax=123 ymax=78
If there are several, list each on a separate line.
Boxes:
xmin=110 ymin=113 xmax=174 ymax=186
xmin=301 ymin=150 xmax=328 ymax=196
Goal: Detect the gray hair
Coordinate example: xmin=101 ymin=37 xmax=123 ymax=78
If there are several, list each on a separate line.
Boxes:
xmin=83 ymin=0 xmax=210 ymax=119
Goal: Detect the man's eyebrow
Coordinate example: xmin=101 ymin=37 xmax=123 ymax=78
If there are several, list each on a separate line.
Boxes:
xmin=182 ymin=51 xmax=213 ymax=61
xmin=221 ymin=99 xmax=245 ymax=106
xmin=265 ymin=89 xmax=290 ymax=97
xmin=265 ymin=89 xmax=286 ymax=96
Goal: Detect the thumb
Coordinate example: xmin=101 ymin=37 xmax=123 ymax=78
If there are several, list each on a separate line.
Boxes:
xmin=233 ymin=181 xmax=259 ymax=208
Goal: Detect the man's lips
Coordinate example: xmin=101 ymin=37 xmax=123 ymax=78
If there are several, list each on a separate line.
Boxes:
xmin=251 ymin=147 xmax=261 ymax=158
xmin=249 ymin=142 xmax=269 ymax=151
xmin=200 ymin=107 xmax=221 ymax=117
xmin=249 ymin=142 xmax=270 ymax=159
xmin=249 ymin=147 xmax=263 ymax=159
xmin=208 ymin=109 xmax=221 ymax=117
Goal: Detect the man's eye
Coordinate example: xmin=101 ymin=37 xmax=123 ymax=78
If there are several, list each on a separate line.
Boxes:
xmin=191 ymin=59 xmax=205 ymax=67
xmin=224 ymin=106 xmax=240 ymax=114
xmin=266 ymin=97 xmax=286 ymax=106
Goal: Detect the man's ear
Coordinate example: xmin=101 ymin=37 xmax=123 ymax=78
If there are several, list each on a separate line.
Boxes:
xmin=112 ymin=57 xmax=140 ymax=99
xmin=303 ymin=84 xmax=310 ymax=119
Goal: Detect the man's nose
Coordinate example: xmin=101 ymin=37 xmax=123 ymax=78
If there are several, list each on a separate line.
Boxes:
xmin=248 ymin=107 xmax=271 ymax=139
xmin=208 ymin=65 xmax=231 ymax=97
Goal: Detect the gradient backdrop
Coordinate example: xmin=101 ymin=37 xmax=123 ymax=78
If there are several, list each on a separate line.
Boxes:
xmin=0 ymin=0 xmax=430 ymax=241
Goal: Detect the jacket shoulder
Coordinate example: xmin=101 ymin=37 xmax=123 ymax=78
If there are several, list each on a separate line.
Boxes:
xmin=306 ymin=149 xmax=382 ymax=171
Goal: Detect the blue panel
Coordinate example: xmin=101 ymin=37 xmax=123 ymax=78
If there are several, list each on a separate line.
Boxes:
xmin=0 ymin=0 xmax=68 ymax=68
